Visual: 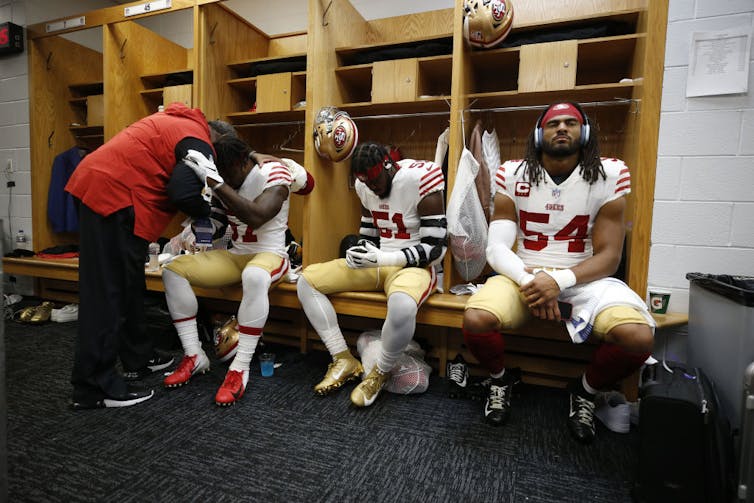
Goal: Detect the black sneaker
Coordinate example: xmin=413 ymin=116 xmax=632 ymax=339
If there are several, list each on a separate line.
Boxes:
xmin=446 ymin=354 xmax=469 ymax=399
xmin=567 ymin=379 xmax=597 ymax=444
xmin=123 ymin=352 xmax=175 ymax=381
xmin=70 ymin=385 xmax=154 ymax=410
xmin=484 ymin=376 xmax=513 ymax=426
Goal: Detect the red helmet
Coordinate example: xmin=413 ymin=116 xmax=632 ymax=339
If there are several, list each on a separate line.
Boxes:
xmin=463 ymin=0 xmax=514 ymax=49
xmin=313 ymin=106 xmax=359 ymax=162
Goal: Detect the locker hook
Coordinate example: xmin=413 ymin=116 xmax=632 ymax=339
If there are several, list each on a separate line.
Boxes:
xmin=120 ymin=39 xmax=127 ymax=60
xmin=322 ymin=0 xmax=332 ymax=27
xmin=209 ymin=22 xmax=218 ymax=45
xmin=46 ymin=51 xmax=53 ymax=71
xmin=48 ymin=130 xmax=55 ymax=148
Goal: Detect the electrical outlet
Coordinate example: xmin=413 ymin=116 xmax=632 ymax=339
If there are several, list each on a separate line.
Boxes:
xmin=5 ymin=158 xmax=12 ymax=174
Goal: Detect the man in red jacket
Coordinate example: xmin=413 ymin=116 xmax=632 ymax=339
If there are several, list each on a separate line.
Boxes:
xmin=66 ymin=103 xmax=240 ymax=410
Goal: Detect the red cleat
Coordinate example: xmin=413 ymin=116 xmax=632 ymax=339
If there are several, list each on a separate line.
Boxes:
xmin=215 ymin=369 xmax=248 ymax=406
xmin=163 ymin=352 xmax=209 ymax=388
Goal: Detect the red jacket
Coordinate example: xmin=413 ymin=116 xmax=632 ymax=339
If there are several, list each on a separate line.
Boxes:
xmin=65 ymin=103 xmax=214 ymax=241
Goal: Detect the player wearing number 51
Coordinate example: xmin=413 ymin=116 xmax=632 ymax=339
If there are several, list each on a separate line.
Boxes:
xmin=297 ymin=142 xmax=447 ymax=407
xmin=161 ymin=135 xmax=313 ymax=407
xmin=462 ymin=102 xmax=655 ymax=443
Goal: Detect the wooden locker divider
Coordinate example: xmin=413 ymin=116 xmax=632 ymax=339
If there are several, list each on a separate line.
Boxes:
xmin=104 ymin=19 xmax=191 ymax=138
xmin=28 ymin=34 xmax=103 ymax=253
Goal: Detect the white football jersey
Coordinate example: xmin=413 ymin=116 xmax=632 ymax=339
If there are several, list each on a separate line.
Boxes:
xmin=495 ymin=158 xmax=631 ymax=268
xmin=226 ymin=161 xmax=291 ymax=257
xmin=355 ymin=159 xmax=444 ymax=253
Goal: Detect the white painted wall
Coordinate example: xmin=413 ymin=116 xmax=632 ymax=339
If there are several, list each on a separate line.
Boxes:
xmin=650 ymin=0 xmax=754 ymax=314
xmin=2 ymin=0 xmax=752 ymax=312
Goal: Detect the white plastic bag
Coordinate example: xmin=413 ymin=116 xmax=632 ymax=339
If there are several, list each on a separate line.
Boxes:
xmin=446 ymin=148 xmax=488 ymax=281
xmin=356 ymin=330 xmax=431 ymax=395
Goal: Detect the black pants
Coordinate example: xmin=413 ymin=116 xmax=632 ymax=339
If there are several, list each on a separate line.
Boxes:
xmin=71 ymin=204 xmax=151 ymax=400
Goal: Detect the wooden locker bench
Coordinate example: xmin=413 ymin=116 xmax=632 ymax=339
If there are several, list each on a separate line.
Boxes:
xmin=3 ymin=256 xmax=687 ymax=400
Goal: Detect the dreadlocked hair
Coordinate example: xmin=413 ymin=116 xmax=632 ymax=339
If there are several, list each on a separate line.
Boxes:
xmin=516 ymin=103 xmax=606 ymax=186
xmin=350 ymin=142 xmax=391 ymax=177
xmin=212 ymin=135 xmax=251 ymax=176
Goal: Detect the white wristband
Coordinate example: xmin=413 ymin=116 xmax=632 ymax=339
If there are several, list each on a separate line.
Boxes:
xmin=544 ymin=269 xmax=577 ymax=291
xmin=212 ymin=181 xmax=225 ymax=191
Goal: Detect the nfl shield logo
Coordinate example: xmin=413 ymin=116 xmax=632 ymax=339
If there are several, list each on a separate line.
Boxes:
xmin=551 ymin=188 xmax=561 ymax=199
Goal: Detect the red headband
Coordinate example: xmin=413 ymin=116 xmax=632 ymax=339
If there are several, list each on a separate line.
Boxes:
xmin=355 ymin=156 xmax=388 ymax=182
xmin=541 ymin=103 xmax=583 ymax=125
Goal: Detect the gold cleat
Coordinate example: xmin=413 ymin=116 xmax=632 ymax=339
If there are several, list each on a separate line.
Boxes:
xmin=314 ymin=355 xmax=363 ymax=395
xmin=17 ymin=301 xmax=55 ymax=324
xmin=350 ymin=367 xmax=390 ymax=407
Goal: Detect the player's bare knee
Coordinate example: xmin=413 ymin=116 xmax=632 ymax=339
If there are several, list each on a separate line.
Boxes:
xmin=463 ymin=308 xmax=499 ymax=333
xmin=633 ymin=325 xmax=654 ymax=353
xmin=606 ymin=323 xmax=654 ymax=353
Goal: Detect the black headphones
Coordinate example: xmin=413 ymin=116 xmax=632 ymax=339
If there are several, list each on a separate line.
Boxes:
xmin=534 ymin=102 xmax=591 ymax=149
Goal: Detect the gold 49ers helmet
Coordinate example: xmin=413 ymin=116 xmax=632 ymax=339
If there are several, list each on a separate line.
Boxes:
xmin=463 ymin=0 xmax=515 ymax=49
xmin=313 ymin=106 xmax=359 ymax=162
xmin=213 ymin=315 xmax=239 ymax=363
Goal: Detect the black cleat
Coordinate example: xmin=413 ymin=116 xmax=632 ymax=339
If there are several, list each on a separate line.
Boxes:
xmin=484 ymin=374 xmax=515 ymax=426
xmin=567 ymin=379 xmax=597 ymax=444
xmin=446 ymin=354 xmax=470 ymax=399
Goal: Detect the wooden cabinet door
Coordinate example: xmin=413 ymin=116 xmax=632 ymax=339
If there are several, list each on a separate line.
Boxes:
xmin=518 ymin=40 xmax=578 ymax=92
xmin=372 ymin=58 xmax=419 ymax=103
xmin=163 ymin=84 xmax=192 ymax=108
xmin=256 ymin=72 xmax=293 ymax=112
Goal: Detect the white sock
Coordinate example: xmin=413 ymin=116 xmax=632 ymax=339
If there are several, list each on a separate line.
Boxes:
xmin=491 ymin=368 xmax=505 ymax=380
xmin=582 ymin=374 xmax=599 ymax=395
xmin=173 ymin=318 xmax=203 ymax=357
xmin=297 ymin=275 xmax=347 ymax=356
xmin=229 ymin=330 xmax=260 ymax=372
xmin=376 ymin=293 xmax=418 ymax=373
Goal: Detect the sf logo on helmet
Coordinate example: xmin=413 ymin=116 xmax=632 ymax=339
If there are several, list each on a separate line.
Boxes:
xmin=491 ymin=0 xmax=506 ymax=23
xmin=334 ymin=125 xmax=347 ymax=150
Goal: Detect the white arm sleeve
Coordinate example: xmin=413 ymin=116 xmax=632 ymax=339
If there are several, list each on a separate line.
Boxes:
xmin=486 ymin=219 xmax=535 ymax=286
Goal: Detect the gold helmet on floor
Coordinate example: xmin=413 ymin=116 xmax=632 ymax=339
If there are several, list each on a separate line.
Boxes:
xmin=213 ymin=315 xmax=239 ymax=363
xmin=463 ymin=0 xmax=515 ymax=49
xmin=313 ymin=106 xmax=359 ymax=162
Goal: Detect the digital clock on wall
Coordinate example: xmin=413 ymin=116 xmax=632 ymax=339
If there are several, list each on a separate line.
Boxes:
xmin=0 ymin=22 xmax=24 ymax=56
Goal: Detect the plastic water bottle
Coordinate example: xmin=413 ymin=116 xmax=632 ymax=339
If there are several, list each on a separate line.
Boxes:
xmin=15 ymin=229 xmax=28 ymax=251
xmin=146 ymin=242 xmax=160 ymax=272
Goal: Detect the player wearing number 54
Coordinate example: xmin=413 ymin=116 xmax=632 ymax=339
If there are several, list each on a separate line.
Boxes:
xmin=461 ymin=102 xmax=656 ymax=444
xmin=297 ymin=142 xmax=447 ymax=407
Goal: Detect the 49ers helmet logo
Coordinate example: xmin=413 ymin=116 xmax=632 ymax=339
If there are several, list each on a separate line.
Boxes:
xmin=334 ymin=124 xmax=347 ymax=150
xmin=491 ymin=0 xmax=505 ymax=22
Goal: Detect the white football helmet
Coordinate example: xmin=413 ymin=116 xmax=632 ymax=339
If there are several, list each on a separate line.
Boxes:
xmin=463 ymin=0 xmax=515 ymax=49
xmin=313 ymin=106 xmax=358 ymax=162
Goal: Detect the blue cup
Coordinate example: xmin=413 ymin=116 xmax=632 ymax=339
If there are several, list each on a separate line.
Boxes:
xmin=260 ymin=353 xmax=275 ymax=377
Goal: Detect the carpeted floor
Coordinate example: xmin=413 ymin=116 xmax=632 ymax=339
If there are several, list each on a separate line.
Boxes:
xmin=5 ymin=317 xmax=640 ymax=502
